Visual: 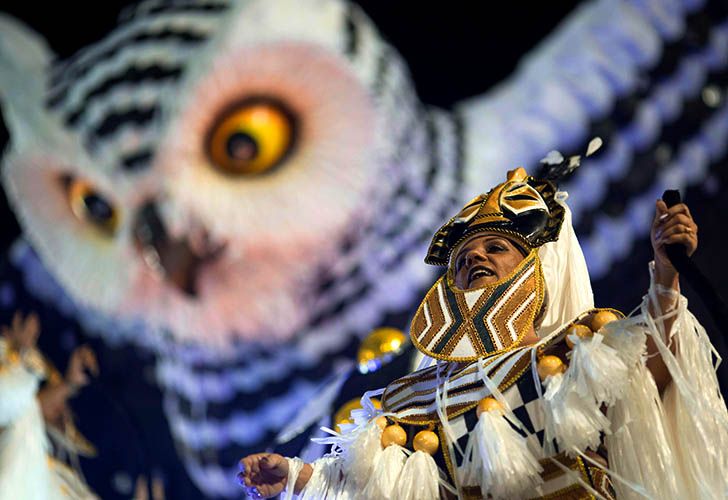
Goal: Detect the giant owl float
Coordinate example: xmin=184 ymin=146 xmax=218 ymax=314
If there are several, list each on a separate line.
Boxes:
xmin=1 ymin=0 xmax=728 ymax=497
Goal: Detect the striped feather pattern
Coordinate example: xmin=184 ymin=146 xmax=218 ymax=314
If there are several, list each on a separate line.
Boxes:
xmin=46 ymin=6 xmax=228 ymax=172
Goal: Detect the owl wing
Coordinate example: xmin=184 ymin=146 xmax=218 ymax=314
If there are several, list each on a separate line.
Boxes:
xmin=458 ymin=0 xmax=728 ymax=279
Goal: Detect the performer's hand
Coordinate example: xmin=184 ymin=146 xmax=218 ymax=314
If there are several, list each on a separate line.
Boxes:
xmin=1 ymin=311 xmax=40 ymax=352
xmin=237 ymin=453 xmax=289 ymax=498
xmin=651 ymin=200 xmax=698 ymax=284
xmin=66 ymin=345 xmax=99 ymax=394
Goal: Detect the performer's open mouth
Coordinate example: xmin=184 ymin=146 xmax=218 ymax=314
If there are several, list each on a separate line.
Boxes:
xmin=468 ymin=265 xmax=495 ymax=287
xmin=132 ymin=201 xmax=227 ymax=297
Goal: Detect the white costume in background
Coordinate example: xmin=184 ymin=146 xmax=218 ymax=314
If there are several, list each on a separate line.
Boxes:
xmin=0 ymin=341 xmax=96 ymax=500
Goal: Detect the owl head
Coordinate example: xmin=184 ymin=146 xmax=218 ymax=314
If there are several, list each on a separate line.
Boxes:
xmin=0 ymin=0 xmax=448 ymax=347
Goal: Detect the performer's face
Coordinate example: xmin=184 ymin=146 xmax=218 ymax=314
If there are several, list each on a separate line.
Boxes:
xmin=452 ymin=233 xmax=526 ymax=290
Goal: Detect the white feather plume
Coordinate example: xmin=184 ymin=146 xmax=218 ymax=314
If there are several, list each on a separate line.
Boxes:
xmin=462 ymin=410 xmax=543 ymax=499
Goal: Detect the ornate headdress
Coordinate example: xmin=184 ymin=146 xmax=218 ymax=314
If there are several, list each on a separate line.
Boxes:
xmin=425 ymin=167 xmax=564 ymax=266
xmin=411 ymin=166 xmax=594 ymax=361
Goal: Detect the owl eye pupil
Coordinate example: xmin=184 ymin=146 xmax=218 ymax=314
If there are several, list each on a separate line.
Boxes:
xmin=65 ymin=176 xmax=119 ymax=235
xmin=226 ymin=132 xmax=259 ymax=161
xmin=83 ymin=193 xmax=113 ymax=222
xmin=207 ymin=98 xmax=295 ymax=175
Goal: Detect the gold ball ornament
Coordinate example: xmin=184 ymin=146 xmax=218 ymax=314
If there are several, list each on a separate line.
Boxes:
xmin=537 ymin=355 xmax=566 ymax=380
xmin=380 ymin=424 xmax=407 ymax=448
xmin=333 ymin=397 xmax=381 ymax=432
xmin=413 ymin=430 xmax=440 ymax=455
xmin=590 ymin=311 xmax=619 ymax=333
xmin=357 ymin=327 xmax=407 ymax=373
xmin=335 ymin=419 xmax=352 ymax=433
xmin=476 ymin=397 xmax=504 ymax=417
xmin=375 ymin=416 xmax=389 ymax=430
xmin=565 ymin=324 xmax=594 ymax=349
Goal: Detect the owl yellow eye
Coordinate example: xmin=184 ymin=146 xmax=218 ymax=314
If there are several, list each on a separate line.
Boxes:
xmin=66 ymin=178 xmax=119 ymax=235
xmin=207 ymin=99 xmax=295 ymax=175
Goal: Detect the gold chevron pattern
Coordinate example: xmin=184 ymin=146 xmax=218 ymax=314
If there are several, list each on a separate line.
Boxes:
xmin=411 ymin=251 xmax=545 ymax=361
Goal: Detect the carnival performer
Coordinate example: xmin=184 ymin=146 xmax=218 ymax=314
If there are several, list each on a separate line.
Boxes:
xmin=0 ymin=311 xmax=99 ymax=499
xmin=237 ymin=165 xmax=728 ymax=499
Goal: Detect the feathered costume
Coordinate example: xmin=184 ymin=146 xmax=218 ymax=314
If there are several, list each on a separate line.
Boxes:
xmin=281 ymin=166 xmax=728 ymax=499
xmin=0 ymin=340 xmax=97 ymax=500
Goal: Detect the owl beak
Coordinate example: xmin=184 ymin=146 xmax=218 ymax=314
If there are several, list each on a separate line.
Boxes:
xmin=133 ymin=202 xmax=225 ymax=296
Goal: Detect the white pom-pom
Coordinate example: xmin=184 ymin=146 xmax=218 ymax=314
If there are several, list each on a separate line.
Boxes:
xmin=340 ymin=419 xmax=383 ymax=488
xmin=361 ymin=444 xmax=407 ymax=498
xmin=601 ymin=321 xmax=647 ymax=369
xmin=393 ymin=450 xmax=440 ymax=500
xmin=568 ymin=333 xmax=629 ymax=406
xmin=542 ymin=372 xmax=610 ymax=456
xmin=463 ymin=410 xmax=543 ymax=499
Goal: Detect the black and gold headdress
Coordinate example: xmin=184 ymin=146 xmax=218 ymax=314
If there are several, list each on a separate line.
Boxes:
xmin=425 ymin=167 xmax=565 ymax=266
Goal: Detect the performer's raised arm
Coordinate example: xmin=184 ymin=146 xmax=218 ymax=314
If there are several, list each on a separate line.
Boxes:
xmin=646 ymin=199 xmax=699 ymax=393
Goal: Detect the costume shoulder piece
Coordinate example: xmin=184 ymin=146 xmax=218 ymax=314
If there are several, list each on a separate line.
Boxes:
xmin=385 ymin=307 xmax=623 ymax=424
xmin=372 ymin=306 xmax=631 ymax=499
